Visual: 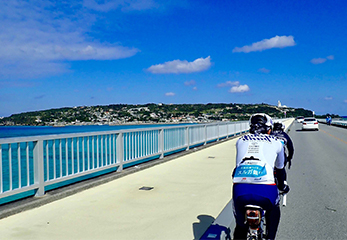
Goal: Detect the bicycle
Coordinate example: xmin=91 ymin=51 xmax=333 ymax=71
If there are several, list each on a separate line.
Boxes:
xmin=244 ymin=191 xmax=287 ymax=240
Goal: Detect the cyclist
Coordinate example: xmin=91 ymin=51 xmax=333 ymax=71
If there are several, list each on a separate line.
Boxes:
xmin=232 ymin=113 xmax=289 ymax=240
xmin=326 ymin=115 xmax=332 ymax=125
xmin=272 ymin=122 xmax=294 ymax=169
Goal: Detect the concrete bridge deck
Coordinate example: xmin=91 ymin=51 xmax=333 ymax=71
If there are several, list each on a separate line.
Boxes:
xmin=0 ymin=119 xmax=294 ymax=240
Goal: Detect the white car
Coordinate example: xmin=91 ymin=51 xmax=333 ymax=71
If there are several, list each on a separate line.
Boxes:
xmin=296 ymin=116 xmax=305 ymax=123
xmin=302 ymin=118 xmax=319 ymax=131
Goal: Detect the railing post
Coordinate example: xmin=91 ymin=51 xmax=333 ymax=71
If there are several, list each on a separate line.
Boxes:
xmin=204 ymin=125 xmax=207 ymax=145
xmin=116 ymin=133 xmax=124 ymax=172
xmin=226 ymin=123 xmax=229 ymax=139
xmin=185 ymin=126 xmax=189 ymax=151
xmin=0 ymin=144 xmax=2 ymax=193
xmin=217 ymin=123 xmax=220 ymax=141
xmin=34 ymin=140 xmax=45 ymax=197
xmin=159 ymin=129 xmax=164 ymax=159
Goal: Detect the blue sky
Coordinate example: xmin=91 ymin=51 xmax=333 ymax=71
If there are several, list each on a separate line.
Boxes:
xmin=0 ymin=0 xmax=346 ymax=117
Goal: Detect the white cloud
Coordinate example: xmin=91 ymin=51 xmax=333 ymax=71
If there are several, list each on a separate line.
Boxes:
xmin=232 ymin=35 xmax=296 ymax=53
xmin=327 ymin=55 xmax=334 ymax=60
xmin=229 ymin=84 xmax=250 ymax=93
xmin=258 ymin=68 xmax=270 ymax=73
xmin=147 ymin=56 xmax=212 ymax=74
xmin=311 ymin=55 xmax=334 ymax=64
xmin=217 ymin=81 xmax=239 ymax=88
xmin=184 ymin=80 xmax=196 ymax=86
xmin=311 ymin=58 xmax=327 ymax=64
xmin=3 ymin=44 xmax=138 ymax=62
xmin=217 ymin=81 xmax=249 ymax=93
xmin=165 ymin=92 xmax=175 ymax=96
xmin=83 ymin=0 xmax=158 ymax=12
xmin=325 ymin=96 xmax=333 ymax=100
xmin=192 ymin=86 xmax=197 ymax=90
xmin=0 ymin=0 xmax=139 ymax=80
xmin=344 ymin=100 xmax=347 ymax=103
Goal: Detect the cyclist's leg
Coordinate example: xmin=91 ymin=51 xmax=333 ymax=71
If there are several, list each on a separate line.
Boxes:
xmin=260 ymin=185 xmax=280 ymax=240
xmin=232 ymin=196 xmax=248 ymax=239
xmin=233 ymin=184 xmax=277 ymax=239
xmin=233 ymin=184 xmax=280 ymax=239
xmin=232 ymin=184 xmax=252 ymax=239
xmin=266 ymin=204 xmax=280 ymax=240
xmin=233 ymin=223 xmax=248 ymax=240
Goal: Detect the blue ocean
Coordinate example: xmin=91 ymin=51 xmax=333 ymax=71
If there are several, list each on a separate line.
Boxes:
xmin=0 ymin=124 xmax=182 ymax=139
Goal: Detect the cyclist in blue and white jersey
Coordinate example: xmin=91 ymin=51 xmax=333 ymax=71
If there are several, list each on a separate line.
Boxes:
xmin=272 ymin=122 xmax=294 ymax=169
xmin=326 ymin=115 xmax=332 ymax=125
xmin=232 ymin=113 xmax=289 ymax=240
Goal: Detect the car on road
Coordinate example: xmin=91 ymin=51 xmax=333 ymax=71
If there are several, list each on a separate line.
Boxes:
xmin=296 ymin=116 xmax=305 ymax=123
xmin=302 ymin=118 xmax=319 ymax=131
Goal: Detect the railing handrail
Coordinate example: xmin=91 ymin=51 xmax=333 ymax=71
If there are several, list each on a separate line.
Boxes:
xmin=0 ymin=120 xmax=250 ymax=204
xmin=317 ymin=118 xmax=347 ymax=126
xmin=0 ymin=121 xmax=248 ymax=144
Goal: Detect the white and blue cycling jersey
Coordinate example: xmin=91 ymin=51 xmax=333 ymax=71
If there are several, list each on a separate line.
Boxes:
xmin=233 ymin=133 xmax=285 ymax=185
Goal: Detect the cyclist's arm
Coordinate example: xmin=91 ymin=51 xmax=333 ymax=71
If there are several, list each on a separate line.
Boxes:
xmin=276 ymin=168 xmax=287 ymax=190
xmin=275 ymin=144 xmax=287 ymax=189
xmin=275 ymin=144 xmax=285 ymax=169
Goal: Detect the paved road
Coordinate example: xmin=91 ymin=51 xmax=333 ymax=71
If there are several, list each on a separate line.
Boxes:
xmin=277 ymin=121 xmax=347 ymax=239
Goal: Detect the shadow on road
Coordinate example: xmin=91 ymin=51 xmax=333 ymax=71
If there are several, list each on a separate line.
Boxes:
xmin=192 ymin=214 xmax=215 ymax=240
xmin=295 ymin=129 xmax=319 ymax=132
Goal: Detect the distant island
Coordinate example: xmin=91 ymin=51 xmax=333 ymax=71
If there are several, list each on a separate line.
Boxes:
xmin=0 ymin=103 xmax=322 ymax=126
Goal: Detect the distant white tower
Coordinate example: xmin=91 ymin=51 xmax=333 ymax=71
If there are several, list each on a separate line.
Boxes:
xmin=278 ymin=100 xmax=282 ymax=108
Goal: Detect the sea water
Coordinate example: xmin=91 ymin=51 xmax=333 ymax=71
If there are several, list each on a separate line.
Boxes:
xmin=0 ymin=124 xmax=180 ymax=139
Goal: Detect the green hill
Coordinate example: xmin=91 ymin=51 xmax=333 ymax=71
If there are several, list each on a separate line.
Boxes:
xmin=0 ymin=103 xmax=314 ymax=126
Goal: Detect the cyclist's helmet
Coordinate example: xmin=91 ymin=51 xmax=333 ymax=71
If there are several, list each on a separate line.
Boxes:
xmin=249 ymin=113 xmax=273 ymax=134
xmin=273 ymin=122 xmax=285 ymax=133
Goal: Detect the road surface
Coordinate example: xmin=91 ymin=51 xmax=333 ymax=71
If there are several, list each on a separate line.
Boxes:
xmin=277 ymin=121 xmax=347 ymax=239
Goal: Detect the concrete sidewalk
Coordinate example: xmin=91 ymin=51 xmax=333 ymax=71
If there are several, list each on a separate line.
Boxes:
xmin=0 ymin=136 xmax=238 ymax=240
xmin=0 ymin=119 xmax=294 ymax=240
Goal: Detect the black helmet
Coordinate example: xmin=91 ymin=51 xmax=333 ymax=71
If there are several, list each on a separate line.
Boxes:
xmin=273 ymin=122 xmax=285 ymax=132
xmin=249 ymin=113 xmax=273 ymax=134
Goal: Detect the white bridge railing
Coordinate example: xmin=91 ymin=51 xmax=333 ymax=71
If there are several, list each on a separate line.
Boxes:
xmin=0 ymin=121 xmax=249 ymax=204
xmin=317 ymin=118 xmax=347 ymax=127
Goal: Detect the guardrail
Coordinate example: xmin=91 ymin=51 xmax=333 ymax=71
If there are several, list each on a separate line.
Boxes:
xmin=317 ymin=119 xmax=347 ymax=127
xmin=0 ymin=121 xmax=249 ymax=204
